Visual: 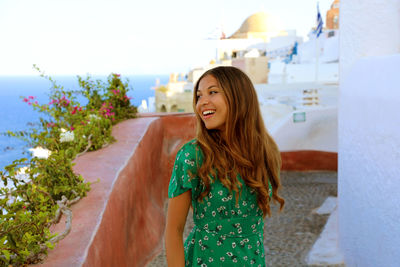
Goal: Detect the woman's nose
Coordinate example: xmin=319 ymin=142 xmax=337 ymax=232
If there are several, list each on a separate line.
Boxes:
xmin=199 ymin=95 xmax=209 ymax=105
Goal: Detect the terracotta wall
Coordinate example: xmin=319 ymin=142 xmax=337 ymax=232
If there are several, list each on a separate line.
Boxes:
xmin=39 ymin=114 xmax=336 ymax=267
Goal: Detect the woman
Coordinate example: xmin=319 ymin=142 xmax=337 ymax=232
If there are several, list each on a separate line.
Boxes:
xmin=165 ymin=66 xmax=284 ymax=266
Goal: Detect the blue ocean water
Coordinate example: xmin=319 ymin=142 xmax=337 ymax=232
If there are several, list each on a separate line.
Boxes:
xmin=0 ymin=74 xmax=169 ymax=171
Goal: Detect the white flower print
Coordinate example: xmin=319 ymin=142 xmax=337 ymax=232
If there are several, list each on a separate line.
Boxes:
xmin=203 ymin=224 xmax=208 ymax=230
xmin=201 ymin=263 xmax=207 ymax=267
xmin=217 ymin=225 xmax=222 ymax=230
xmin=208 ymin=192 xmax=213 ymax=198
xmin=217 ymin=241 xmax=222 ymax=246
xmin=220 ymin=257 xmax=225 ymax=262
xmin=226 ymin=252 xmax=233 ymax=257
xmin=212 ymin=211 xmax=216 ymax=217
xmin=248 ymin=244 xmax=252 ymax=249
xmin=197 ymin=258 xmax=202 ymax=263
xmin=218 ymin=190 xmax=223 ymax=195
xmin=242 ymin=200 xmax=247 ymax=206
xmin=243 ymin=255 xmax=248 ymax=260
xmin=233 ymin=258 xmax=238 ymax=263
xmin=232 ymin=242 xmax=236 ymax=248
xmin=208 ymin=257 xmax=213 ymax=262
xmin=204 ymin=235 xmax=209 ymax=241
xmin=184 ymin=159 xmax=194 ymax=166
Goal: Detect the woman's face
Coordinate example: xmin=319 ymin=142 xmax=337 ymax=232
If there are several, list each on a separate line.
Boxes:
xmin=195 ymin=74 xmax=228 ymax=132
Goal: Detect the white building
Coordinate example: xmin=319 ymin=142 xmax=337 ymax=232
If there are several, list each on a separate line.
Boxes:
xmin=338 ymin=0 xmax=400 ymax=266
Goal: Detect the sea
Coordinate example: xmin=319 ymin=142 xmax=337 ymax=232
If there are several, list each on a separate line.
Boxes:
xmin=0 ymin=74 xmax=169 ymax=172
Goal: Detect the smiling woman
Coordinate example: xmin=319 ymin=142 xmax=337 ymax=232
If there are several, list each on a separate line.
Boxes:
xmin=166 ymin=66 xmax=284 ymax=266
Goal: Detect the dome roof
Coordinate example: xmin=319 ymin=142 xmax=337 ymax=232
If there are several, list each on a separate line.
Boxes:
xmin=229 ymin=12 xmax=282 ymax=39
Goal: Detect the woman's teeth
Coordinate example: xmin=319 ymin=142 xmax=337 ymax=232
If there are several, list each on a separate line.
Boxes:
xmin=203 ymin=110 xmax=215 ymax=116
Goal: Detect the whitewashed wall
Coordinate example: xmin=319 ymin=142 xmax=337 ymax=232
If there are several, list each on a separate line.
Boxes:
xmin=338 ymin=0 xmax=400 ymax=266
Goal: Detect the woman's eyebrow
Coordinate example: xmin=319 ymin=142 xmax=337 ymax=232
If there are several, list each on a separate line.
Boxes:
xmin=207 ymin=85 xmax=218 ymax=90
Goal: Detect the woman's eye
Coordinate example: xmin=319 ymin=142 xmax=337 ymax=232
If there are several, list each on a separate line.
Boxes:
xmin=210 ymin=90 xmax=218 ymax=94
xmin=196 ymin=95 xmax=202 ymax=99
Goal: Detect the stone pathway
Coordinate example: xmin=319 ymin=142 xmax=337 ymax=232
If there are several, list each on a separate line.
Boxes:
xmin=147 ymin=171 xmax=345 ymax=267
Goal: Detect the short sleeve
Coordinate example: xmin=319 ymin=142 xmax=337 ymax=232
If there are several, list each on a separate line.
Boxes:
xmin=168 ymin=140 xmax=201 ymax=198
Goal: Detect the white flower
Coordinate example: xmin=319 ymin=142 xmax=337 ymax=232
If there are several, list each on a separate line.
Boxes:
xmin=60 ymin=130 xmax=75 ymax=142
xmin=15 ymin=167 xmax=31 ymax=183
xmin=89 ymin=114 xmax=101 ymax=121
xmin=29 ymin=146 xmax=51 ymax=159
xmin=17 ymin=166 xmax=29 ymax=175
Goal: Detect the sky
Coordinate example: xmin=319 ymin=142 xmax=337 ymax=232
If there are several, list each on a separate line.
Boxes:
xmin=0 ymin=0 xmax=333 ymax=76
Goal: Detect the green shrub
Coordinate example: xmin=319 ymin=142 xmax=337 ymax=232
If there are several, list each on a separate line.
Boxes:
xmin=0 ymin=66 xmax=137 ymax=265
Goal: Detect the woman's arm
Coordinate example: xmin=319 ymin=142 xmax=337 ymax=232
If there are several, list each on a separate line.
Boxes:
xmin=165 ymin=190 xmax=191 ymax=267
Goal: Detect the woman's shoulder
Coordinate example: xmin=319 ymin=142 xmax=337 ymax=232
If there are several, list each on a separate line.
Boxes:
xmin=178 ymin=139 xmax=201 ymax=155
xmin=176 ymin=139 xmax=203 ymax=164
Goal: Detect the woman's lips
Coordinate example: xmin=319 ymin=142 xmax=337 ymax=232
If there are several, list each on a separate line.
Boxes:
xmin=202 ymin=109 xmax=215 ymax=119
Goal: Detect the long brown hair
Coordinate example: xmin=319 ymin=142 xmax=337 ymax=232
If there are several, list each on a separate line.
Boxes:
xmin=193 ymin=66 xmax=284 ymax=217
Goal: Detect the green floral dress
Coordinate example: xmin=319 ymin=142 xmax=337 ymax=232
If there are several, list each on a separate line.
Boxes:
xmin=168 ymin=140 xmax=271 ymax=267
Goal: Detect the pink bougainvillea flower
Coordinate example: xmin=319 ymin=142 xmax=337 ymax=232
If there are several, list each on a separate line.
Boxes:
xmin=71 ymin=126 xmax=75 ymax=131
xmin=47 ymin=122 xmax=56 ymax=128
xmin=23 ymin=98 xmax=29 ymax=102
xmin=71 ymin=106 xmax=78 ymax=115
xmin=28 ymin=96 xmax=35 ymax=99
